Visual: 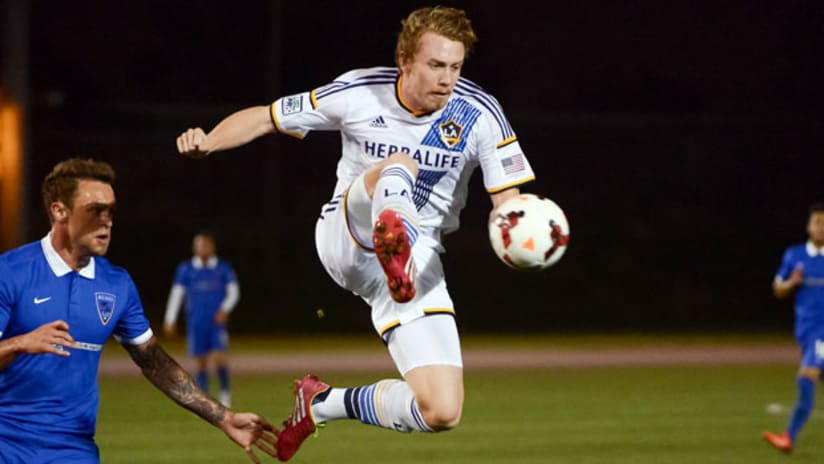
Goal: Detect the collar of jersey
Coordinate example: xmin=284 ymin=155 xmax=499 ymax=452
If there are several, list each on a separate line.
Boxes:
xmin=395 ymin=74 xmax=434 ymax=118
xmin=40 ymin=233 xmax=96 ymax=279
xmin=806 ymin=241 xmax=824 ymax=257
xmin=192 ymin=256 xmax=218 ymax=269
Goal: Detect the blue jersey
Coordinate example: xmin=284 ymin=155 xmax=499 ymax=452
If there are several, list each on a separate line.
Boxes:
xmin=173 ymin=257 xmax=238 ymax=326
xmin=0 ymin=236 xmax=152 ymax=446
xmin=775 ymin=242 xmax=824 ymax=341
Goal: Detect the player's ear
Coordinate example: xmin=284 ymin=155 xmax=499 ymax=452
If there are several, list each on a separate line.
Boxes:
xmin=398 ymin=52 xmax=413 ymax=74
xmin=50 ymin=201 xmax=69 ymax=223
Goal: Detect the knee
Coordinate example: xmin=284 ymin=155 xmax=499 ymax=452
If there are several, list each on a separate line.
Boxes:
xmin=418 ymin=399 xmax=462 ymax=431
xmin=386 ymin=152 xmax=418 ymax=177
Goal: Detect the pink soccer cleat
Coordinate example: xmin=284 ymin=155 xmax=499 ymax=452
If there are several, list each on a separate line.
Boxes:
xmin=762 ymin=431 xmax=793 ymax=454
xmin=372 ymin=209 xmax=416 ymax=303
xmin=275 ymin=375 xmax=330 ymax=461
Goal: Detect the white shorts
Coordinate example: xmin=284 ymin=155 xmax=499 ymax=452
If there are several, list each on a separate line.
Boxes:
xmin=315 ymin=174 xmax=456 ymax=339
xmin=387 ymin=314 xmax=463 ymax=376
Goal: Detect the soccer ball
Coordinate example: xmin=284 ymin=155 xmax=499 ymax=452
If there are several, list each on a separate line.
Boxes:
xmin=489 ymin=194 xmax=570 ymax=271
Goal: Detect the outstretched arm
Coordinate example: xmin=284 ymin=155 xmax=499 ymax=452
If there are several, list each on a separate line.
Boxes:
xmin=177 ymin=105 xmax=274 ymax=158
xmin=124 ymin=336 xmax=277 ymax=462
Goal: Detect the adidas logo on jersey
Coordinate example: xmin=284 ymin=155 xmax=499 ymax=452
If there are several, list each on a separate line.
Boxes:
xmin=369 ymin=116 xmax=388 ymax=128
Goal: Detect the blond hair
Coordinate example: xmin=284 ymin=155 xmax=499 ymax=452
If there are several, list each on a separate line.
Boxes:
xmin=395 ymin=6 xmax=477 ymax=68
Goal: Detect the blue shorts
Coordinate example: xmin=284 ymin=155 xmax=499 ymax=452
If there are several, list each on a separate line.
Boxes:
xmin=800 ymin=335 xmax=824 ymax=369
xmin=187 ymin=322 xmax=229 ymax=356
xmin=0 ymin=433 xmax=99 ymax=464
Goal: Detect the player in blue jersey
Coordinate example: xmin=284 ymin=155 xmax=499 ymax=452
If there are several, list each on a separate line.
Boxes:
xmin=164 ymin=232 xmax=240 ymax=407
xmin=176 ymin=6 xmax=543 ymax=461
xmin=764 ymin=203 xmax=824 ymax=453
xmin=0 ymin=159 xmax=276 ymax=463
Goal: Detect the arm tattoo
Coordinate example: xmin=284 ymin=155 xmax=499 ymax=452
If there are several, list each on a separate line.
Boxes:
xmin=125 ymin=337 xmax=227 ymax=425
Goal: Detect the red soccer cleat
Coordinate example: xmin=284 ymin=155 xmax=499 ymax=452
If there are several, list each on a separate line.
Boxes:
xmin=275 ymin=375 xmax=330 ymax=462
xmin=762 ymin=431 xmax=793 ymax=454
xmin=373 ymin=209 xmax=416 ymax=303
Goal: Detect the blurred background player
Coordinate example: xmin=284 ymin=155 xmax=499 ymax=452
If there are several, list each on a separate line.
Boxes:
xmin=175 ymin=6 xmax=535 ymax=461
xmin=164 ymin=232 xmax=239 ymax=407
xmin=764 ymin=203 xmax=824 ymax=453
xmin=0 ymin=158 xmax=275 ymax=463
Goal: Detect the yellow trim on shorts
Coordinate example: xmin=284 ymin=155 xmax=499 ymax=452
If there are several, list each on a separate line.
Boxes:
xmin=486 ymin=176 xmax=535 ymax=194
xmin=379 ymin=320 xmax=401 ymax=337
xmin=378 ymin=308 xmax=456 ymax=338
xmin=424 ymin=308 xmax=456 ymax=316
xmin=496 ymin=135 xmax=518 ymax=148
xmin=310 ymin=89 xmax=318 ymax=110
xmin=269 ymin=102 xmax=305 ymax=140
xmin=343 ymin=187 xmax=374 ymax=252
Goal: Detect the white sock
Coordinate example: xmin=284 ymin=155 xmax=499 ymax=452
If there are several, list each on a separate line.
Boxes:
xmin=311 ymin=380 xmax=432 ymax=433
xmin=372 ymin=165 xmax=419 ymax=246
xmin=311 ymin=388 xmax=348 ymax=423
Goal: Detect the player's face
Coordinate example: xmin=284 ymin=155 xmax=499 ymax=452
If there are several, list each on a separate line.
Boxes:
xmin=62 ymin=180 xmax=116 ymax=257
xmin=193 ymin=235 xmax=216 ymax=260
xmin=400 ymin=31 xmax=465 ymax=113
xmin=808 ymin=212 xmax=824 ymax=246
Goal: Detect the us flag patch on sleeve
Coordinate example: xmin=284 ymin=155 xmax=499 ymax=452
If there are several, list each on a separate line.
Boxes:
xmin=501 ymin=153 xmax=525 ymax=174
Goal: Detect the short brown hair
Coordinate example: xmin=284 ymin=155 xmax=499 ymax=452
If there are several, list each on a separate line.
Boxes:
xmin=41 ymin=158 xmax=115 ymax=220
xmin=395 ymin=6 xmax=477 ymax=68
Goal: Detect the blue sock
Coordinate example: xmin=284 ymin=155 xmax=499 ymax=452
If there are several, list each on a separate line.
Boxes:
xmin=217 ymin=366 xmax=230 ymax=392
xmin=787 ymin=376 xmax=815 ymax=442
xmin=196 ymin=370 xmax=209 ymax=393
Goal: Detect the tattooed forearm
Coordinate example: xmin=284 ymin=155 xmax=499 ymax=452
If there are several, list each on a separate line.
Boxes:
xmin=125 ymin=337 xmax=228 ymax=425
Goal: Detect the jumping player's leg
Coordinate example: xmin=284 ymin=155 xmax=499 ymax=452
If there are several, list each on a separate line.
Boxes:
xmin=309 ymin=315 xmax=463 ymax=432
xmin=386 ymin=314 xmax=463 ymax=430
xmin=279 ymin=169 xmax=460 ymax=461
xmin=363 ymin=152 xmax=419 ymax=214
xmin=404 ymin=365 xmax=463 ymax=430
xmin=365 ymin=153 xmax=420 ymax=303
xmin=275 ymin=315 xmax=462 ymax=460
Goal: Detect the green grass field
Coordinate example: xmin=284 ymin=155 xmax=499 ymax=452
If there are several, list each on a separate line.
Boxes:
xmin=94 ymin=338 xmax=823 ymax=464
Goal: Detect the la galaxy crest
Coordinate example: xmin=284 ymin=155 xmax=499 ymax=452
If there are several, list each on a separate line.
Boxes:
xmin=95 ymin=292 xmax=116 ymax=325
xmin=438 ymin=119 xmax=463 ymax=148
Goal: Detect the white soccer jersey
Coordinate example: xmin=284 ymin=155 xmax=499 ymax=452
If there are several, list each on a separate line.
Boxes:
xmin=270 ymin=67 xmax=535 ymax=239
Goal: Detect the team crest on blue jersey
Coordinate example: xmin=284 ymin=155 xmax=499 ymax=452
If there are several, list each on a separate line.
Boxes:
xmin=438 ymin=119 xmax=463 ymax=148
xmin=95 ymin=292 xmax=116 ymax=325
xmin=282 ymin=95 xmax=304 ymax=115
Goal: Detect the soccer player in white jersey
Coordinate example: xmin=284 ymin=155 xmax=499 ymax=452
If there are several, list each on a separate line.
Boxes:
xmin=176 ymin=6 xmax=536 ymax=461
xmin=0 ymin=159 xmax=277 ymax=463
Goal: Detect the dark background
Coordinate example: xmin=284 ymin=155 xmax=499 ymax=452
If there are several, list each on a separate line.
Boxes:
xmin=5 ymin=0 xmax=824 ymax=334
